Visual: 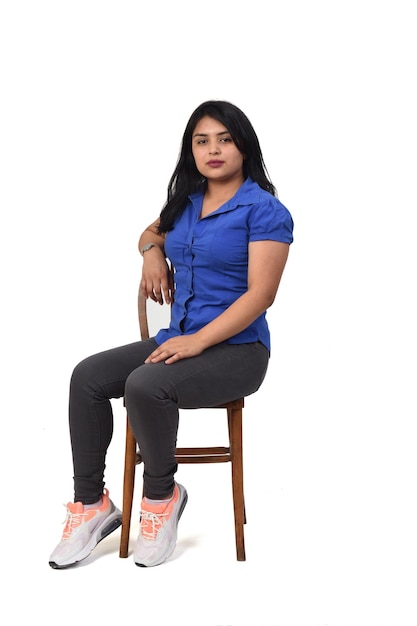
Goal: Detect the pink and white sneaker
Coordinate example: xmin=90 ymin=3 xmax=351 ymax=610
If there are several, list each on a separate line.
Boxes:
xmin=134 ymin=483 xmax=188 ymax=567
xmin=49 ymin=488 xmax=122 ymax=569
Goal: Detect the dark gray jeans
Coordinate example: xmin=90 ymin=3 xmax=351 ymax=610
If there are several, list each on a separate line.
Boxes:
xmin=69 ymin=338 xmax=269 ymax=502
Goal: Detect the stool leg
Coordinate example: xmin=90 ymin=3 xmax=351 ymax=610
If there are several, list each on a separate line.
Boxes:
xmin=119 ymin=416 xmax=137 ymax=558
xmin=229 ymin=406 xmax=246 ymax=561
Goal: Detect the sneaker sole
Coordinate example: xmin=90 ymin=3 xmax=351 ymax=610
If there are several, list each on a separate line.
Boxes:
xmin=135 ymin=486 xmax=188 ymax=568
xmin=49 ymin=511 xmax=122 ymax=570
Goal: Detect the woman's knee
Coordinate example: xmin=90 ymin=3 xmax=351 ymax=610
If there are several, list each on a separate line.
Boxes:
xmin=125 ymin=364 xmax=169 ymax=407
xmin=125 ymin=367 xmax=149 ymax=405
xmin=71 ymin=356 xmax=93 ymax=389
xmin=70 ymin=353 xmax=109 ymax=397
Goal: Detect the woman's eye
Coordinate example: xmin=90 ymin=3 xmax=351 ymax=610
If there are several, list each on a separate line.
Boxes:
xmin=220 ymin=137 xmax=232 ymax=143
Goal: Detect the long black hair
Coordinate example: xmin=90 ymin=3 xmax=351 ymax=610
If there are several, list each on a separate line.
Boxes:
xmin=158 ymin=100 xmax=277 ymax=233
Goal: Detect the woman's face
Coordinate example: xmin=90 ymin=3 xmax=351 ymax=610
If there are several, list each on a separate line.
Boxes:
xmin=191 ymin=116 xmax=245 ymax=185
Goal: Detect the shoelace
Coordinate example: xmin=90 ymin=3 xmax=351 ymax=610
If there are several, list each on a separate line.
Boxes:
xmin=140 ymin=510 xmax=169 ymax=540
xmin=62 ymin=506 xmax=87 ymax=539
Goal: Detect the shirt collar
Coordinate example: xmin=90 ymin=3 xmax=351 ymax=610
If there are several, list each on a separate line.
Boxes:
xmin=189 ymin=177 xmax=261 ymax=213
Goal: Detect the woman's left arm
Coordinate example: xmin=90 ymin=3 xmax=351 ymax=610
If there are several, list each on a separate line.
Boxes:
xmin=146 ymin=240 xmax=290 ymax=364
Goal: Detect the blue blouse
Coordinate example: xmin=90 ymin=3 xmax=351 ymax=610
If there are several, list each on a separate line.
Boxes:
xmin=155 ymin=177 xmax=294 ymax=351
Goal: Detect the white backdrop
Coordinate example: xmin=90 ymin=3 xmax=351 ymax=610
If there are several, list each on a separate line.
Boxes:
xmin=1 ymin=2 xmax=416 ymax=625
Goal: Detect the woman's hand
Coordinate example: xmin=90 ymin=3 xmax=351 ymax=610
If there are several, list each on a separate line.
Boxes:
xmin=145 ymin=334 xmax=206 ymax=364
xmin=140 ymin=247 xmax=173 ymax=305
xmin=139 ymin=218 xmax=172 ymax=304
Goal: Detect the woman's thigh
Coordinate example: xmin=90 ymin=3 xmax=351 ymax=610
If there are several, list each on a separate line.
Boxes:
xmin=70 ymin=338 xmax=158 ymax=401
xmin=127 ymin=341 xmax=269 ymax=408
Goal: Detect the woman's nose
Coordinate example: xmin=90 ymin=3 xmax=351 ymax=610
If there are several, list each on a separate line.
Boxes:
xmin=208 ymin=142 xmax=220 ymax=155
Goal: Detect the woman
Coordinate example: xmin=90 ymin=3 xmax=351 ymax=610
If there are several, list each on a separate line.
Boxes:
xmin=49 ymin=100 xmax=294 ymax=569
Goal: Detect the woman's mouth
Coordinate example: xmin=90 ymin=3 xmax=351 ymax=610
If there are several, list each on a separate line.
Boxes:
xmin=207 ymin=160 xmax=224 ymax=168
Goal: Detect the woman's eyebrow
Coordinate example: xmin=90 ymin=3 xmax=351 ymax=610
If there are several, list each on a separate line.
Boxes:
xmin=193 ymin=130 xmax=230 ymax=138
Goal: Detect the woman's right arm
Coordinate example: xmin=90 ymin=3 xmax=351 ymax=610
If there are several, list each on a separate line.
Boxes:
xmin=139 ymin=219 xmax=173 ymax=305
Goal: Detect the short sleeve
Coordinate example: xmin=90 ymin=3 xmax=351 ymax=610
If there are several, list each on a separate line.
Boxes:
xmin=248 ymin=198 xmax=294 ymax=244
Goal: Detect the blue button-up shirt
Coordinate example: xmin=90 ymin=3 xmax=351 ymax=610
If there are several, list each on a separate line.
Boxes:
xmin=155 ymin=177 xmax=294 ymax=351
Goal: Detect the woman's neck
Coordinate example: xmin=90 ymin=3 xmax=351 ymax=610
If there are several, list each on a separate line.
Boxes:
xmin=200 ymin=176 xmax=245 ymax=219
xmin=204 ymin=175 xmax=245 ymax=203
